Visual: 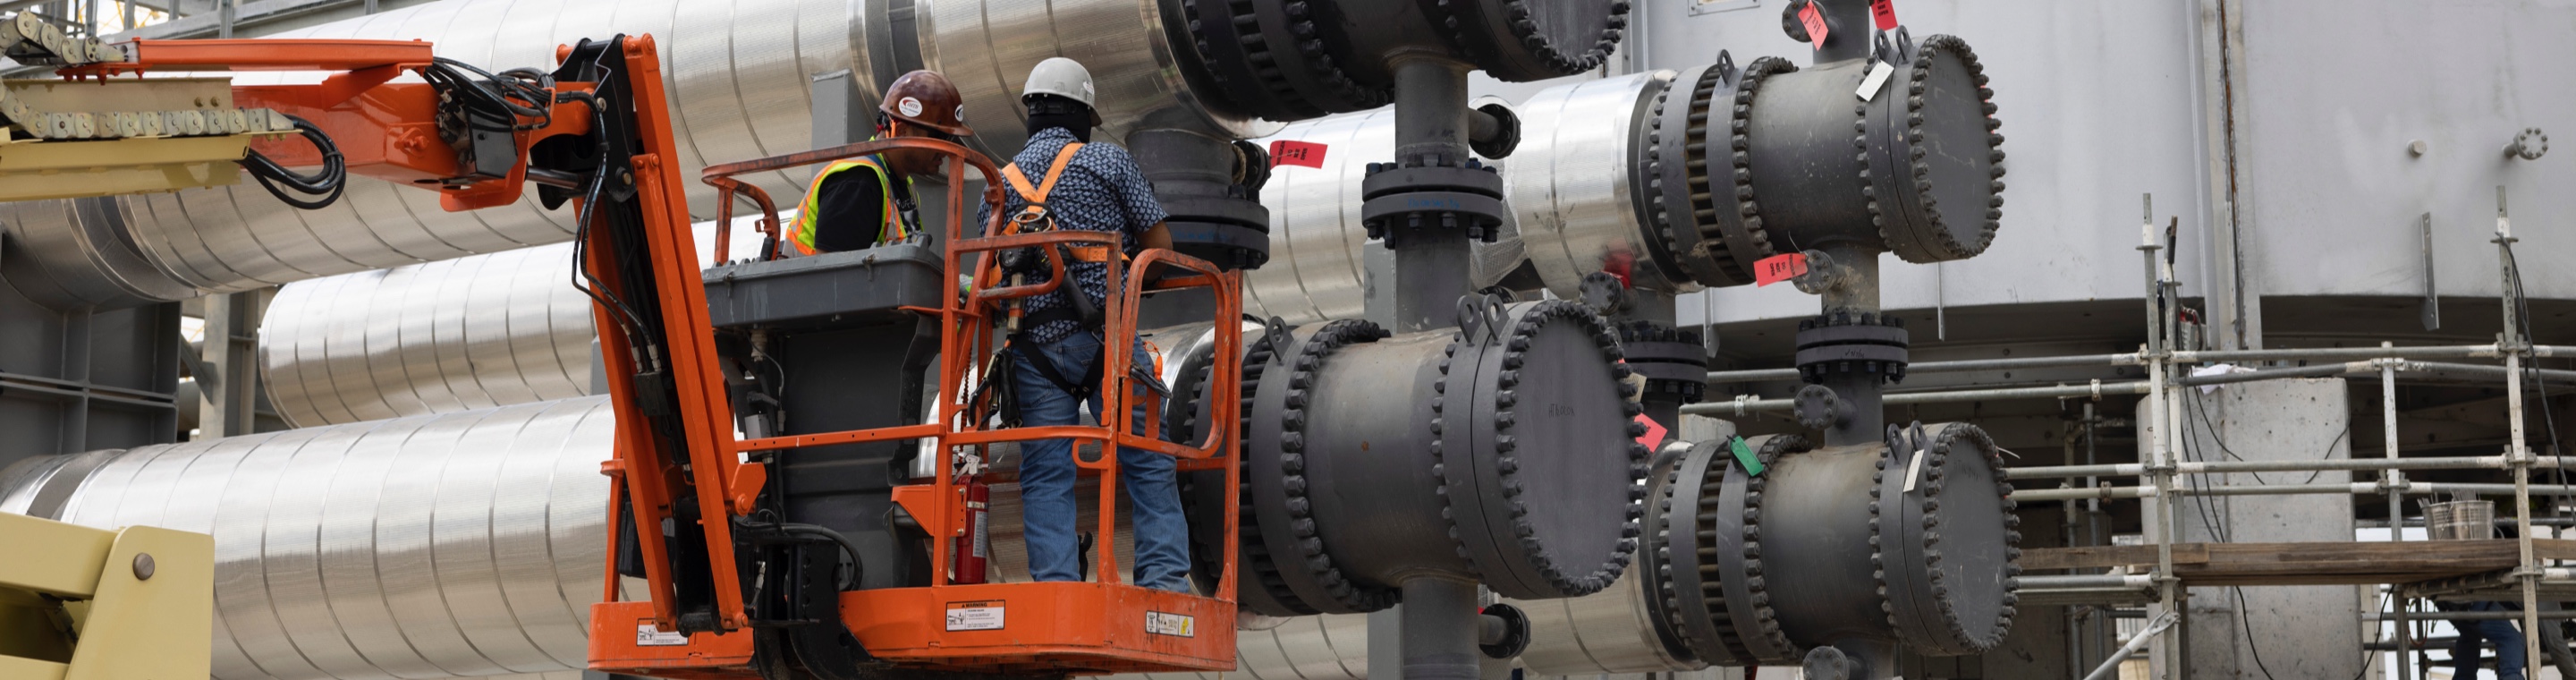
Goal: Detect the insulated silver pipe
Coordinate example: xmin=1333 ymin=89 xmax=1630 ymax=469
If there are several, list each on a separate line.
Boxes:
xmin=8 ymin=388 xmax=1711 ymax=680
xmin=916 ymin=0 xmax=1276 ymax=158
xmin=258 ymin=242 xmax=596 ymax=428
xmin=1505 ymin=70 xmax=1689 ymax=298
xmin=1245 ymin=109 xmax=1398 ymax=325
xmin=4 ymin=0 xmax=878 ymax=308
xmin=1243 ymin=69 xmax=1724 ymax=324
xmin=1507 ymin=568 xmax=1699 ymax=675
xmin=4 ymin=397 xmax=615 ymax=680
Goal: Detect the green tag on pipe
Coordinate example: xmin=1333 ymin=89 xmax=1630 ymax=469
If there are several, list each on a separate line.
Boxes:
xmin=1730 ymin=436 xmax=1764 ymax=476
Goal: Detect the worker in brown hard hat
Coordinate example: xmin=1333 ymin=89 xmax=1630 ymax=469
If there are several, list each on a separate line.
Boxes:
xmin=786 ymin=70 xmax=974 ymax=257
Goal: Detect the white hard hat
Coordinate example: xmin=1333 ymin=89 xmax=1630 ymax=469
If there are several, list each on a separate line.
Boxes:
xmin=1023 ymin=56 xmax=1097 ymax=109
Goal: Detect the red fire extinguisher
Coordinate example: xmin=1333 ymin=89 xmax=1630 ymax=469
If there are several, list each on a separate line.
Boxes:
xmin=953 ymin=471 xmax=990 ymax=584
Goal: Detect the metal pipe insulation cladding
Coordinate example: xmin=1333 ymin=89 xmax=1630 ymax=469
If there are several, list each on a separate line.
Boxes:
xmin=2 ymin=0 xmax=893 ymax=309
xmin=0 ymin=397 xmax=616 ymax=680
xmin=915 ymin=0 xmax=1279 ymax=159
xmin=259 ymin=242 xmax=597 ymax=428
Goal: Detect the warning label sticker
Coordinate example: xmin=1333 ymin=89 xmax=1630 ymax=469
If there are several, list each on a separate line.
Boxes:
xmin=946 ymin=600 xmax=1006 ymax=631
xmin=1147 ymin=611 xmax=1197 ymax=638
xmin=637 ymin=623 xmax=689 ymax=647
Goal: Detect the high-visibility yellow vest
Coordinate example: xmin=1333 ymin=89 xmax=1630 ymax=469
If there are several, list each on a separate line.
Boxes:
xmin=791 ymin=155 xmax=903 ymax=256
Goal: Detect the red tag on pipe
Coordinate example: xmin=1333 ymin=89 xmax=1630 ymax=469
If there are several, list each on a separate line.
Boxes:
xmin=1753 ymin=252 xmax=1809 ymax=286
xmin=1268 ymin=140 xmax=1327 ymax=168
xmin=1869 ymin=0 xmax=1898 ymax=30
xmin=1634 ymin=414 xmax=1668 ymax=448
xmin=1798 ymin=2 xmax=1829 ymax=49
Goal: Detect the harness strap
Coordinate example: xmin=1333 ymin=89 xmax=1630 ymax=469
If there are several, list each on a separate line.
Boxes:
xmin=1001 ymin=142 xmax=1085 ymax=206
xmin=1009 ymin=332 xmax=1106 ymax=399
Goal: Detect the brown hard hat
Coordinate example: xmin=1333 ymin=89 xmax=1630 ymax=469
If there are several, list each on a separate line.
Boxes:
xmin=880 ymin=70 xmax=973 ymax=137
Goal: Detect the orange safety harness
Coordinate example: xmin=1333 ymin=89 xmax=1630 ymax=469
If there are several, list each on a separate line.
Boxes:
xmin=998 ymin=142 xmax=1118 ymax=264
xmin=981 ymin=142 xmax=1169 ymax=403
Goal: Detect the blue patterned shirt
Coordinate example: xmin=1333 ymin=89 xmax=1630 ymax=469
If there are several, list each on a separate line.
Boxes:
xmin=984 ymin=127 xmax=1170 ymax=344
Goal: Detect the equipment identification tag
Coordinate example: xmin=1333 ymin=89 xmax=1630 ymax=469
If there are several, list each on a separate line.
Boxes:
xmin=1798 ymin=2 xmax=1828 ymax=49
xmin=1902 ymin=447 xmax=1929 ymax=493
xmin=1857 ymin=61 xmax=1894 ymax=102
xmin=1147 ymin=611 xmax=1197 ymax=637
xmin=946 ymin=600 xmax=1006 ymax=631
xmin=637 ymin=624 xmax=690 ymax=646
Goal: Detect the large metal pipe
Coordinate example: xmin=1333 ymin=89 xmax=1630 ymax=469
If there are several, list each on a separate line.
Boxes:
xmin=9 ymin=0 xmax=1264 ymax=310
xmin=1243 ymin=70 xmax=1671 ymax=326
xmin=2 ymin=384 xmax=1708 ymax=680
xmin=916 ymin=0 xmax=1275 ymax=159
xmin=1243 ymin=110 xmax=1397 ymax=325
xmin=259 ymin=242 xmax=597 ymax=427
xmin=0 ymin=396 xmax=615 ymax=680
xmin=3 ymin=0 xmax=877 ymax=309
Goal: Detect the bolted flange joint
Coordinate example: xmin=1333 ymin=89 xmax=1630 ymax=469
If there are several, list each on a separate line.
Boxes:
xmin=1794 ymin=311 xmax=1910 ymax=385
xmin=1361 ymin=159 xmax=1511 ymax=246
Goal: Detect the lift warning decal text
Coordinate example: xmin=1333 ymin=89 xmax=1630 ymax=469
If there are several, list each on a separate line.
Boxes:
xmin=1147 ymin=611 xmax=1196 ymax=637
xmin=945 ymin=601 xmax=1005 ymax=631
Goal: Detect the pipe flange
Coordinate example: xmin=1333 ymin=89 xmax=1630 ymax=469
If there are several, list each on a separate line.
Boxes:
xmin=1618 ymin=321 xmax=1710 ymax=404
xmin=1701 ymin=433 xmax=1811 ymax=665
xmin=1275 ymin=319 xmax=1402 ymax=613
xmin=1418 ymin=0 xmax=1631 ymax=82
xmin=1445 ymin=300 xmax=1648 ymax=599
xmin=1863 ymin=34 xmax=2004 ymax=264
xmin=1470 ymin=101 xmax=1522 ymax=159
xmin=1793 ymin=311 xmax=1909 ymax=385
xmin=1870 ymin=421 xmax=2021 ymax=656
xmin=1709 ymin=56 xmax=1799 ymax=276
xmin=1248 ymin=0 xmax=1389 ymax=115
xmin=1657 ymin=438 xmax=1740 ymax=666
xmin=1648 ymin=57 xmax=1758 ymax=288
xmin=1181 ymin=0 xmax=1387 ymax=121
xmin=1479 ymin=602 xmax=1534 ymax=659
xmin=1360 ymin=161 xmax=1510 ymax=245
xmin=1207 ymin=322 xmax=1325 ymax=615
xmin=1642 ymin=456 xmax=1706 ymax=666
xmin=1431 ymin=329 xmax=1488 ymax=577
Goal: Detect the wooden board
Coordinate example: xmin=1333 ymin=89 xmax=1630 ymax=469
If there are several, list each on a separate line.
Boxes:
xmin=2021 ymin=539 xmax=2576 ymax=587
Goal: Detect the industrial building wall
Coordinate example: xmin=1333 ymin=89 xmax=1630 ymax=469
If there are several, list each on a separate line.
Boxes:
xmin=1640 ymin=0 xmax=2576 ymax=332
xmin=0 ymin=253 xmax=183 ymax=467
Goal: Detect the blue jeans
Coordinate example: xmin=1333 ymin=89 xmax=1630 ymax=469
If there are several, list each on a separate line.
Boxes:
xmin=1010 ymin=331 xmax=1192 ymax=592
xmin=2453 ymin=602 xmax=2527 ymax=680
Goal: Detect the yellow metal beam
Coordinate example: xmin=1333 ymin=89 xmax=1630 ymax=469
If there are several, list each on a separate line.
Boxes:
xmin=0 ymin=655 xmax=70 ymax=680
xmin=0 ymin=514 xmax=113 ymax=599
xmin=0 ymin=514 xmax=211 ymax=680
xmin=0 ymin=135 xmax=256 ymax=201
xmin=63 ymin=524 xmax=210 ymax=680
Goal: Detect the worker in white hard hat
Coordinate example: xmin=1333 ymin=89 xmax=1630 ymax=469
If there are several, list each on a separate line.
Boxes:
xmin=985 ymin=56 xmax=1190 ymax=592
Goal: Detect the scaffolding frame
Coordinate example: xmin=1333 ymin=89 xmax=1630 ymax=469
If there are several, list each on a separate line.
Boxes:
xmin=1686 ymin=191 xmax=2568 ymax=679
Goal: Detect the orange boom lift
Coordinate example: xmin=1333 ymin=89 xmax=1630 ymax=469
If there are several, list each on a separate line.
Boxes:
xmin=19 ymin=20 xmax=1241 ymax=680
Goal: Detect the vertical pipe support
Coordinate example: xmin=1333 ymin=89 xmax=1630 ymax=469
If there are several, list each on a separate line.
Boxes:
xmin=2136 ymin=200 xmax=2182 ymax=679
xmin=2382 ymin=344 xmax=2412 ymax=680
xmin=1400 ymin=578 xmax=1483 ymax=680
xmin=1813 ymin=242 xmax=1885 ymax=446
xmin=2496 ymin=189 xmax=2540 ymax=666
xmin=1374 ymin=54 xmax=1489 ymax=332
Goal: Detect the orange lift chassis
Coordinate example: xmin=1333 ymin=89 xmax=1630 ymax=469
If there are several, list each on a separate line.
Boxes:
xmin=21 ymin=20 xmax=1242 ymax=680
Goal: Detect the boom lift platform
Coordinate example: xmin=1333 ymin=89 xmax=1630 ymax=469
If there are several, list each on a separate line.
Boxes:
xmin=3 ymin=11 xmax=1246 ymax=679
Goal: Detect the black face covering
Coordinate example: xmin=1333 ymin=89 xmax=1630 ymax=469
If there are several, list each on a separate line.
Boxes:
xmin=1024 ymin=96 xmax=1095 ymax=143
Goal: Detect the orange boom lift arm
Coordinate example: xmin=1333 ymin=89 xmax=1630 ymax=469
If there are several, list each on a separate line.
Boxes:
xmin=31 ymin=21 xmax=1242 ymax=679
